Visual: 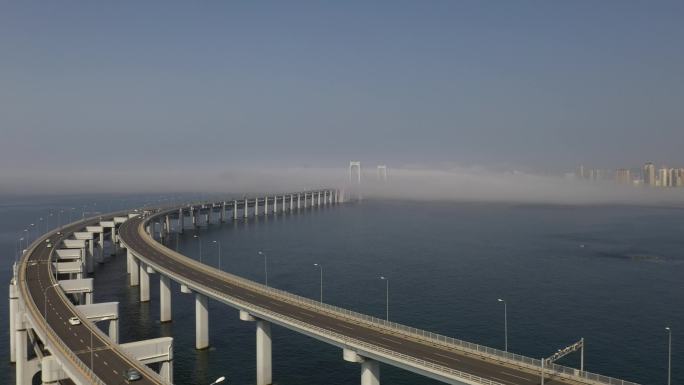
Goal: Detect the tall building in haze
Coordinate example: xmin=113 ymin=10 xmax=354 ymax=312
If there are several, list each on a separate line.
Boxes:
xmin=643 ymin=163 xmax=656 ymax=186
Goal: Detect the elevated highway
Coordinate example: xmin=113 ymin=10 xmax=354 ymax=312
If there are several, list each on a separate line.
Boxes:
xmin=119 ymin=191 xmax=639 ymax=385
xmin=11 ymin=189 xmax=639 ymax=385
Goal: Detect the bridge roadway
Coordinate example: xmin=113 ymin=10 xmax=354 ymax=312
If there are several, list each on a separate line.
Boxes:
xmin=21 ymin=216 xmax=163 ymax=385
xmin=120 ymin=210 xmax=572 ymax=385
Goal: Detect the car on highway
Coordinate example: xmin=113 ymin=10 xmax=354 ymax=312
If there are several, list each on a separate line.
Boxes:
xmin=125 ymin=368 xmax=142 ymax=381
xmin=68 ymin=317 xmax=80 ymax=325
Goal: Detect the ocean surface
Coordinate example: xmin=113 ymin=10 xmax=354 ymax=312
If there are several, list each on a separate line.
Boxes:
xmin=1 ymin=195 xmax=682 ymax=385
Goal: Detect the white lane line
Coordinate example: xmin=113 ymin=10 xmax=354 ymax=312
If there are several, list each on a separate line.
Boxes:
xmin=501 ymin=371 xmax=531 ymax=381
xmin=379 ymin=336 xmax=396 ymax=343
xmin=434 ymin=352 xmax=460 ymax=362
xmin=338 ymin=324 xmax=355 ymax=330
xmin=490 ymin=376 xmax=519 ymax=385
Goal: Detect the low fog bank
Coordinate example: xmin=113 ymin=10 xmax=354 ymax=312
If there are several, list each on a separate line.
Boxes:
xmin=2 ymin=166 xmax=684 ymax=207
xmin=360 ymin=168 xmax=684 ymax=206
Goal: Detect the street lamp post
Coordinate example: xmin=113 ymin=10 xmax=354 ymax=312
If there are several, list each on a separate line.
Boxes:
xmin=16 ymin=237 xmax=25 ymax=263
xmin=313 ymin=263 xmax=323 ymax=302
xmin=498 ymin=298 xmax=508 ymax=352
xmin=29 ymin=223 xmax=35 ymax=243
xmin=380 ymin=276 xmax=389 ymax=321
xmin=258 ymin=251 xmax=267 ymax=286
xmin=666 ymin=327 xmax=671 ymax=385
xmin=213 ymin=240 xmax=222 ymax=270
xmin=43 ymin=283 xmax=59 ymax=351
xmin=194 ymin=234 xmax=202 ymax=263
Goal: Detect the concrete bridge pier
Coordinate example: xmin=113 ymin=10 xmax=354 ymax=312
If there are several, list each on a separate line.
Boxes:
xmin=220 ymin=202 xmax=226 ymax=223
xmin=344 ymin=349 xmax=380 ymax=385
xmin=14 ymin=308 xmax=27 ymax=385
xmin=254 ymin=198 xmax=260 ymax=216
xmin=290 ymin=194 xmax=294 ymax=211
xmin=282 ymin=195 xmax=287 ymax=212
xmin=75 ymin=302 xmax=119 ymax=343
xmin=41 ymin=356 xmax=68 ymax=384
xmin=205 ymin=207 xmax=211 ymax=225
xmin=195 ymin=293 xmax=209 ymax=349
xmin=273 ymin=195 xmax=278 ymax=214
xmin=244 ymin=198 xmax=249 ymax=218
xmin=233 ymin=200 xmax=238 ymax=220
xmin=191 ymin=207 xmax=198 ymax=228
xmin=128 ymin=250 xmax=139 ymax=286
xmin=140 ymin=263 xmax=153 ymax=302
xmin=264 ymin=196 xmax=269 ymax=215
xmin=240 ymin=311 xmax=272 ymax=385
xmin=178 ymin=208 xmax=184 ymax=234
xmin=317 ymin=191 xmax=322 ymax=207
xmin=165 ymin=215 xmax=171 ymax=235
xmin=9 ymin=281 xmax=17 ymax=362
xmin=160 ymin=275 xmax=172 ymax=323
xmin=297 ymin=193 xmax=301 ymax=209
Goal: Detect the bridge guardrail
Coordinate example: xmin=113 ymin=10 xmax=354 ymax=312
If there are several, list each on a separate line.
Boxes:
xmin=143 ymin=198 xmax=638 ymax=385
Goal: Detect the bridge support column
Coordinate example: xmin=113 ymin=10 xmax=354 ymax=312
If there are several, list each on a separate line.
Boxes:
xmin=220 ymin=202 xmax=226 ymax=223
xmin=317 ymin=191 xmax=322 ymax=207
xmin=41 ymin=356 xmax=68 ymax=384
xmin=98 ymin=232 xmax=105 ymax=262
xmin=256 ymin=320 xmax=272 ymax=385
xmin=239 ymin=311 xmax=272 ymax=385
xmin=15 ymin=321 xmax=26 ymax=385
xmin=282 ymin=195 xmax=287 ymax=212
xmin=273 ymin=195 xmax=278 ymax=214
xmin=344 ymin=349 xmax=380 ymax=385
xmin=140 ymin=263 xmax=150 ymax=302
xmin=254 ymin=198 xmax=259 ymax=216
xmin=160 ymin=275 xmax=172 ymax=323
xmin=297 ymin=193 xmax=301 ymax=209
xmin=264 ymin=196 xmax=269 ymax=215
xmin=195 ymin=293 xmax=209 ymax=349
xmin=233 ymin=201 xmax=238 ymax=220
xmin=192 ymin=207 xmax=198 ymax=228
xmin=85 ymin=240 xmax=94 ymax=274
xmin=160 ymin=359 xmax=173 ymax=383
xmin=165 ymin=215 xmax=171 ymax=235
xmin=128 ymin=251 xmax=139 ymax=286
xmin=244 ymin=198 xmax=249 ymax=218
xmin=290 ymin=194 xmax=294 ymax=211
xmin=9 ymin=282 xmax=17 ymax=362
xmin=109 ymin=318 xmax=119 ymax=343
xmin=206 ymin=207 xmax=211 ymax=225
xmin=178 ymin=208 xmax=184 ymax=234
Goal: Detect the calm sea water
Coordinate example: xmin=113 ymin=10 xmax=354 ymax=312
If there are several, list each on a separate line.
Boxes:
xmin=2 ymin=196 xmax=682 ymax=384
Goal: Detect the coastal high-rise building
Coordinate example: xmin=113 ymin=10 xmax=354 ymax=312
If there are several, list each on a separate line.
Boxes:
xmin=615 ymin=169 xmax=631 ymax=184
xmin=658 ymin=167 xmax=669 ymax=187
xmin=669 ymin=168 xmax=678 ymax=187
xmin=643 ymin=163 xmax=656 ymax=186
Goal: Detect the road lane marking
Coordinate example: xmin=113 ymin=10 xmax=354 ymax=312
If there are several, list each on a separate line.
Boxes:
xmin=501 ymin=371 xmax=531 ymax=381
xmin=434 ymin=352 xmax=460 ymax=362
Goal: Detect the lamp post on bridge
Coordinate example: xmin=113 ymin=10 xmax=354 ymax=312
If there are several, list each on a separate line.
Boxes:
xmin=258 ymin=251 xmax=268 ymax=286
xmin=313 ymin=263 xmax=323 ymax=302
xmin=193 ymin=234 xmax=202 ymax=263
xmin=497 ymin=298 xmax=508 ymax=352
xmin=380 ymin=276 xmax=389 ymax=321
xmin=29 ymin=223 xmax=36 ymax=243
xmin=43 ymin=283 xmax=60 ymax=351
xmin=666 ymin=326 xmax=671 ymax=385
xmin=213 ymin=240 xmax=222 ymax=271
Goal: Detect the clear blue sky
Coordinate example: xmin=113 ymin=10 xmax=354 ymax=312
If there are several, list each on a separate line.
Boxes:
xmin=2 ymin=1 xmax=683 ymax=176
